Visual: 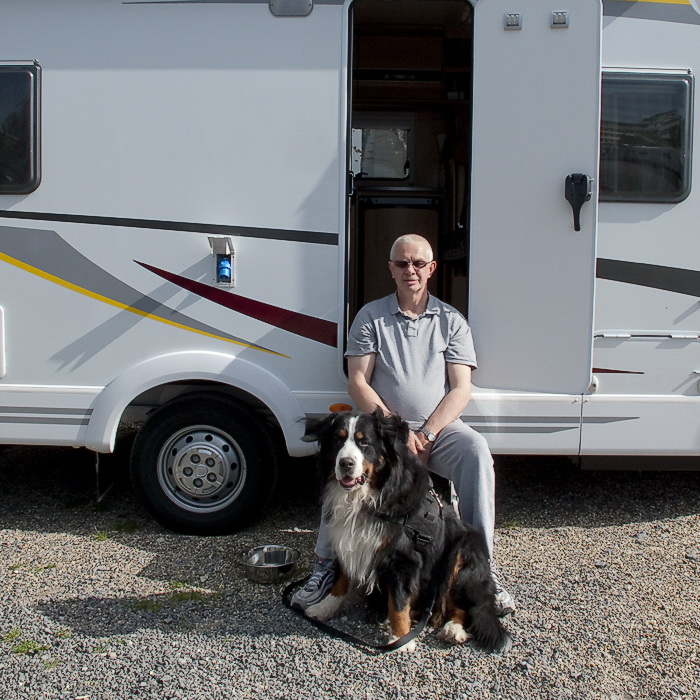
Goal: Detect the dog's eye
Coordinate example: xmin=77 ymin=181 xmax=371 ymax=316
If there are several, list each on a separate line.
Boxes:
xmin=358 ymin=437 xmax=369 ymax=447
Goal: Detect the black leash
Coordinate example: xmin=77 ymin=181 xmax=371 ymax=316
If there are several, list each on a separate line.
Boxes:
xmin=282 ymin=563 xmax=443 ymax=652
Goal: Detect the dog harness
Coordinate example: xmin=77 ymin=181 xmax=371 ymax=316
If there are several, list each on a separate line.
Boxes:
xmin=378 ymin=485 xmax=445 ymax=549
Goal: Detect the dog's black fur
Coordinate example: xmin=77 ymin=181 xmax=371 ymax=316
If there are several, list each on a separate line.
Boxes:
xmin=303 ymin=409 xmax=511 ymax=652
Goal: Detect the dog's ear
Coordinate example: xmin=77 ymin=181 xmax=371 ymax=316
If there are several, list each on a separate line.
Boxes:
xmin=301 ymin=412 xmax=342 ymax=443
xmin=373 ymin=411 xmax=418 ymax=513
xmin=375 ymin=411 xmax=409 ymax=457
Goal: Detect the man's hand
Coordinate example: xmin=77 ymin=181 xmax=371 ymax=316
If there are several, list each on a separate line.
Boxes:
xmin=409 ymin=430 xmax=432 ymax=465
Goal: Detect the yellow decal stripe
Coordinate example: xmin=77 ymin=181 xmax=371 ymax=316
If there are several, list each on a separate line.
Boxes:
xmin=0 ymin=252 xmax=289 ymax=358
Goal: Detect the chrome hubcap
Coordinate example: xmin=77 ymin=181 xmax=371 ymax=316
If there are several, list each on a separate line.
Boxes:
xmin=158 ymin=426 xmax=246 ymax=513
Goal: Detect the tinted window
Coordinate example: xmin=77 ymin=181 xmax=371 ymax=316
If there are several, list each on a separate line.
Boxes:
xmin=600 ymin=72 xmax=693 ymax=203
xmin=0 ymin=64 xmax=40 ymax=194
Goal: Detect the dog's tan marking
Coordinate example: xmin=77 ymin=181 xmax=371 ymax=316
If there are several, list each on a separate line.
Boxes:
xmin=433 ymin=552 xmax=464 ymax=628
xmin=338 ymin=429 xmax=348 ymax=439
xmin=330 ymin=571 xmax=350 ymax=598
xmin=354 ymin=431 xmax=364 ymax=441
xmin=436 ymin=557 xmax=470 ymax=644
xmin=388 ymin=593 xmax=413 ymax=639
xmin=361 ymin=458 xmax=376 ymax=481
xmin=449 ymin=608 xmax=467 ymax=627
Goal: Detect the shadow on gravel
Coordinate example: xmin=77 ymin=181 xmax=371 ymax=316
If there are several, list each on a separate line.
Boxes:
xmin=1 ymin=443 xmax=699 ymax=537
xmin=0 ymin=440 xmax=322 ymax=538
xmin=35 ymin=590 xmax=305 ymax=639
xmin=35 ymin=590 xmax=482 ymax=654
xmin=494 ymin=454 xmax=700 ymax=529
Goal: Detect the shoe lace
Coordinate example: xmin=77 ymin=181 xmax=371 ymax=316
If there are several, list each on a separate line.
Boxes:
xmin=304 ymin=563 xmax=332 ymax=590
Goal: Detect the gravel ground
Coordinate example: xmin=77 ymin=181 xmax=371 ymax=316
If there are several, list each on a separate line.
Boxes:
xmin=0 ymin=442 xmax=699 ymax=700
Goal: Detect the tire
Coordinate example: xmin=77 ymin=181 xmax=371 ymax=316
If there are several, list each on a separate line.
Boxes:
xmin=130 ymin=394 xmax=277 ymax=535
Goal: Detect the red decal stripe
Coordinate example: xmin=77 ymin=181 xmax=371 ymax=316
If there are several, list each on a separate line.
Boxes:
xmin=137 ymin=261 xmax=337 ymax=348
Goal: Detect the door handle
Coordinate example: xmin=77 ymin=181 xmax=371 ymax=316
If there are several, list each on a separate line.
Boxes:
xmin=564 ymin=173 xmax=593 ymax=232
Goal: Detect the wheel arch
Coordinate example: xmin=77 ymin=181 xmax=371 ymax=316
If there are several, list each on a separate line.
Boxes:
xmin=84 ymin=350 xmax=312 ymax=457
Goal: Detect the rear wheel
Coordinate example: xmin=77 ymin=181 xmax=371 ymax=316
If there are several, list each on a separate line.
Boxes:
xmin=130 ymin=394 xmax=277 ymax=534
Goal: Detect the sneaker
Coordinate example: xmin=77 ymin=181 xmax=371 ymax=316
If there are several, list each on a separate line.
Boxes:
xmin=291 ymin=558 xmax=337 ymax=611
xmin=491 ymin=566 xmax=516 ymax=617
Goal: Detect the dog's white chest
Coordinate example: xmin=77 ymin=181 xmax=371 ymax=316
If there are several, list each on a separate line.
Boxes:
xmin=325 ymin=486 xmax=386 ymax=591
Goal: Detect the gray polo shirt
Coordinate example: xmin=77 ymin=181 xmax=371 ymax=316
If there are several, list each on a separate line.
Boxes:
xmin=345 ymin=293 xmax=477 ymax=423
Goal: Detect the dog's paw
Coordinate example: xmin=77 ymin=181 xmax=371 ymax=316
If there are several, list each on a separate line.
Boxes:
xmin=305 ymin=595 xmax=344 ymax=622
xmin=389 ymin=635 xmax=417 ymax=653
xmin=438 ymin=621 xmax=470 ymax=644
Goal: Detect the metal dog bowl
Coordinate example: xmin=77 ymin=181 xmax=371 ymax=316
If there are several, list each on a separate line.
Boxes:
xmin=241 ymin=545 xmax=299 ymax=584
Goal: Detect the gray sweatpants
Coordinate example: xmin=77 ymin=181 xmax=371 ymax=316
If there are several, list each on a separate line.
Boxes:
xmin=314 ymin=420 xmax=496 ymax=560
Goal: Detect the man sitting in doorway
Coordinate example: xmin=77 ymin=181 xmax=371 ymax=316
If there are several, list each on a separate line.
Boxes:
xmin=293 ymin=234 xmax=515 ymax=616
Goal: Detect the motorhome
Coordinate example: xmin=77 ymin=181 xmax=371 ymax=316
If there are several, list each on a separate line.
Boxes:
xmin=0 ymin=0 xmax=698 ymax=532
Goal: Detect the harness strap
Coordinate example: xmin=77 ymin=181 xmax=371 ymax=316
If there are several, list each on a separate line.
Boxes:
xmin=379 ymin=487 xmax=444 ymax=549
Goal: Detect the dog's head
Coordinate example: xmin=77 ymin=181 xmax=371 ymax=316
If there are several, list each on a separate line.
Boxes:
xmin=303 ymin=409 xmax=410 ymax=494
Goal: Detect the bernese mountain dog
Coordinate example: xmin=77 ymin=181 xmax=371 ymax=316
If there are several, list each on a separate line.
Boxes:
xmin=302 ymin=409 xmax=512 ymax=653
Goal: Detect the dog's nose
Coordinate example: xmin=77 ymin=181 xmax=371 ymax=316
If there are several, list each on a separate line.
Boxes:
xmin=338 ymin=457 xmax=354 ymax=470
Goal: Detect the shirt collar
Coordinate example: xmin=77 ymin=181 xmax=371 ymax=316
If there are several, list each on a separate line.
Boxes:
xmin=389 ymin=292 xmax=440 ymax=317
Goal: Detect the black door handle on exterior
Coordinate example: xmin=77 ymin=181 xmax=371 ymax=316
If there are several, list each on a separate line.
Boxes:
xmin=565 ymin=173 xmax=593 ymax=232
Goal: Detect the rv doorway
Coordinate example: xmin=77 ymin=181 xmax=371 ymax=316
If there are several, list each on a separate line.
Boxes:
xmin=347 ymin=0 xmax=473 ymax=321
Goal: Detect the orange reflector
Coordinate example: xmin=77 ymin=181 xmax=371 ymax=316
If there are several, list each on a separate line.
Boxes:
xmin=329 ymin=403 xmax=352 ymax=413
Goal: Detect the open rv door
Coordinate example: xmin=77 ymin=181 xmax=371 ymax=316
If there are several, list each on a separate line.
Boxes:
xmin=468 ymin=0 xmax=602 ymax=394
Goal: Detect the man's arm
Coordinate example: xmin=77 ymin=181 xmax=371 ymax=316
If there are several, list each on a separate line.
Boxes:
xmin=414 ymin=363 xmax=473 ymax=462
xmin=347 ymin=354 xmax=391 ymax=415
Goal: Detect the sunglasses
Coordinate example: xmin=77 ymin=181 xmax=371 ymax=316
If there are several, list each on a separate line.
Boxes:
xmin=390 ymin=260 xmax=433 ymax=269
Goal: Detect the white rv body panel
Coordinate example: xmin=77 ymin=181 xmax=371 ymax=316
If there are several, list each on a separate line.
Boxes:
xmin=0 ymin=385 xmax=100 ymax=447
xmin=0 ymin=0 xmax=349 ymax=460
xmin=14 ymin=1 xmax=345 ymax=235
xmin=83 ymin=351 xmax=311 ymax=455
xmin=0 ymin=0 xmax=697 ymax=496
xmin=581 ymin=3 xmax=700 ymax=454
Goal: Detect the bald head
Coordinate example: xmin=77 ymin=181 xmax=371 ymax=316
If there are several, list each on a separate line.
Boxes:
xmin=389 ymin=235 xmax=434 ymax=261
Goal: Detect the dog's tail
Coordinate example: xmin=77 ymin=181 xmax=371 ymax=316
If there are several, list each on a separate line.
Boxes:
xmin=466 ymin=602 xmax=512 ymax=653
xmin=449 ymin=542 xmax=513 ymax=653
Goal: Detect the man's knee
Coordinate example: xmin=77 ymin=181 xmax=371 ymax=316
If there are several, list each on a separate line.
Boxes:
xmin=430 ymin=423 xmax=493 ymax=481
xmin=452 ymin=425 xmax=493 ymax=466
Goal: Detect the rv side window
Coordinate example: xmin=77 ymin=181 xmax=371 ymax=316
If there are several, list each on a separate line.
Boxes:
xmin=0 ymin=64 xmax=41 ymax=195
xmin=600 ymin=72 xmax=693 ymax=203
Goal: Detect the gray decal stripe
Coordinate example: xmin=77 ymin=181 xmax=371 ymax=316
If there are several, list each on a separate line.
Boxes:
xmin=470 ymin=416 xmax=635 ymax=424
xmin=468 ymin=416 xmax=578 ymax=424
xmin=0 ymin=227 xmax=281 ymax=355
xmin=597 ymin=258 xmax=700 ymax=297
xmin=470 ymin=416 xmax=637 ymax=432
xmin=476 ymin=426 xmax=577 ymax=434
xmin=604 ymin=0 xmax=700 ymax=25
xmin=0 ymin=211 xmax=338 ymax=247
xmin=0 ymin=417 xmax=90 ymax=426
xmin=583 ymin=416 xmax=638 ymax=424
xmin=1 ymin=407 xmax=93 ymax=416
